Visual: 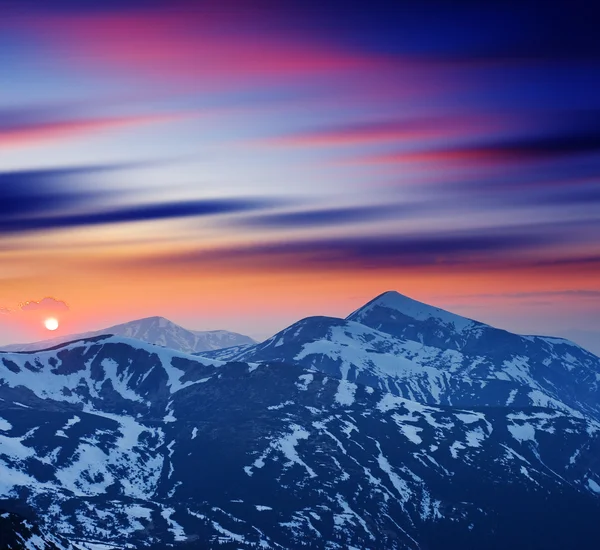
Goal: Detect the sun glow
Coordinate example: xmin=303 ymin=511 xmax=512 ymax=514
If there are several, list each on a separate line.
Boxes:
xmin=44 ymin=318 xmax=59 ymax=331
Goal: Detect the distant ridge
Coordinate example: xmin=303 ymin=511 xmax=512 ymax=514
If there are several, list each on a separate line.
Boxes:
xmin=1 ymin=316 xmax=256 ymax=354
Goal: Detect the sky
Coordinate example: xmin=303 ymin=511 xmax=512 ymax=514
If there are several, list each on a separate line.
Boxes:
xmin=1 ymin=0 xmax=600 ymax=354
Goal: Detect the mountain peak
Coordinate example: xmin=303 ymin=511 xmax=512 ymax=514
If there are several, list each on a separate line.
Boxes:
xmin=2 ymin=315 xmax=255 ymax=354
xmin=122 ymin=315 xmax=172 ymax=327
xmin=347 ymin=290 xmax=481 ymax=334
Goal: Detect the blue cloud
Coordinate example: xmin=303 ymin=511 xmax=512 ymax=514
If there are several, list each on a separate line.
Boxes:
xmin=237 ymin=204 xmax=414 ymax=229
xmin=129 ymin=229 xmax=557 ymax=271
xmin=0 ymin=165 xmax=276 ymax=232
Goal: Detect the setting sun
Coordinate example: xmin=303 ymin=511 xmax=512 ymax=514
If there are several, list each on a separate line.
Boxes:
xmin=44 ymin=318 xmax=59 ymax=331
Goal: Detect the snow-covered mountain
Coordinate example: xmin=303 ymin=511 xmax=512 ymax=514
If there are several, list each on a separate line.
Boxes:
xmin=202 ymin=292 xmax=600 ymax=420
xmin=0 ymin=509 xmax=75 ymax=549
xmin=0 ymin=291 xmax=599 ymax=549
xmin=347 ymin=290 xmax=484 ymax=348
xmin=1 ymin=316 xmax=256 ymax=354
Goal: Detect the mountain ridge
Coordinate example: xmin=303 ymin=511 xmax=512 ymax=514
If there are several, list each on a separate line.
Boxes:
xmin=349 ymin=290 xmax=588 ymax=350
xmin=200 ymin=292 xmax=600 ymax=421
xmin=0 ymin=334 xmax=599 ymax=548
xmin=1 ymin=316 xmax=256 ymax=354
xmin=1 ymin=290 xmax=599 ymax=548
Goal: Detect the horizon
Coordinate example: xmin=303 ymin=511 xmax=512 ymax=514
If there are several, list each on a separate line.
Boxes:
xmin=1 ymin=1 xmax=599 ymax=354
xmin=2 ymin=289 xmax=599 ymax=356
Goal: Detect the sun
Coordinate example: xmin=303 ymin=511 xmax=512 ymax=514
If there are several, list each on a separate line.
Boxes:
xmin=44 ymin=318 xmax=59 ymax=331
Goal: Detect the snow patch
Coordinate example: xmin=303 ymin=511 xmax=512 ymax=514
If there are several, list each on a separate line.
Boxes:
xmin=272 ymin=424 xmax=316 ymax=478
xmin=398 ymin=423 xmax=423 ymax=445
xmin=296 ymin=374 xmax=313 ymax=391
xmin=508 ymin=422 xmax=536 ymax=443
xmin=161 ymin=507 xmax=187 ymax=542
xmin=335 ymin=380 xmax=356 ymax=406
xmin=268 ymin=400 xmax=293 ymax=411
xmin=588 ymin=478 xmax=600 ymax=493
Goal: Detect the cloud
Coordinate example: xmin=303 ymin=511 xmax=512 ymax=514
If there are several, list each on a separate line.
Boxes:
xmin=359 ymin=115 xmax=600 ymax=167
xmin=1 ymin=167 xmax=95 ymax=218
xmin=127 ymin=229 xmax=555 ymax=273
xmin=454 ymin=290 xmax=600 ymax=300
xmin=282 ymin=0 xmax=600 ymax=62
xmin=2 ymin=0 xmax=598 ymax=295
xmin=0 ymin=197 xmax=277 ymax=234
xmin=528 ymin=255 xmax=600 ymax=269
xmin=425 ymin=177 xmax=600 ymax=215
xmin=12 ymin=0 xmax=598 ymax=63
xmin=0 ymin=165 xmax=278 ymax=233
xmin=259 ymin=119 xmax=457 ymax=147
xmin=0 ymin=307 xmax=11 ymax=315
xmin=0 ymin=164 xmax=133 ymax=219
xmin=20 ymin=297 xmax=70 ymax=312
xmin=237 ymin=204 xmax=415 ymax=229
xmin=469 ymin=131 xmax=600 ymax=162
xmin=0 ymin=112 xmax=183 ymax=150
xmin=11 ymin=10 xmax=380 ymax=91
xmin=256 ymin=114 xmax=510 ymax=149
xmin=501 ymin=183 xmax=600 ymax=210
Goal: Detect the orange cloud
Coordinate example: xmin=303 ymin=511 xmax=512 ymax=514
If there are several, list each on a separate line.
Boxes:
xmin=20 ymin=296 xmax=70 ymax=312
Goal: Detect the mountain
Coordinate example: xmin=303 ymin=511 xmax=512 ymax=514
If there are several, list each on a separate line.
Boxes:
xmin=201 ymin=292 xmax=600 ymax=420
xmin=0 ymin=509 xmax=75 ymax=549
xmin=347 ymin=291 xmax=594 ymax=359
xmin=0 ymin=327 xmax=599 ymax=549
xmin=347 ymin=290 xmax=484 ymax=349
xmin=1 ymin=316 xmax=256 ymax=354
xmin=558 ymin=328 xmax=600 ymax=357
xmin=1 ymin=291 xmax=599 ymax=548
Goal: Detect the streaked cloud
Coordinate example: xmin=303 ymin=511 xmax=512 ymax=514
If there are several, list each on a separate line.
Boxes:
xmin=527 ymin=255 xmax=600 ymax=270
xmin=0 ymin=166 xmax=107 ymax=218
xmin=257 ymin=118 xmax=473 ymax=147
xmin=453 ymin=290 xmax=600 ymax=300
xmin=236 ymin=204 xmax=415 ymax=229
xmin=356 ymin=112 xmax=600 ymax=166
xmin=127 ymin=229 xmax=555 ymax=273
xmin=0 ymin=112 xmax=184 ymax=149
xmin=1 ymin=197 xmax=276 ymax=234
xmin=13 ymin=11 xmax=381 ymax=89
xmin=0 ymin=165 xmax=278 ymax=233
